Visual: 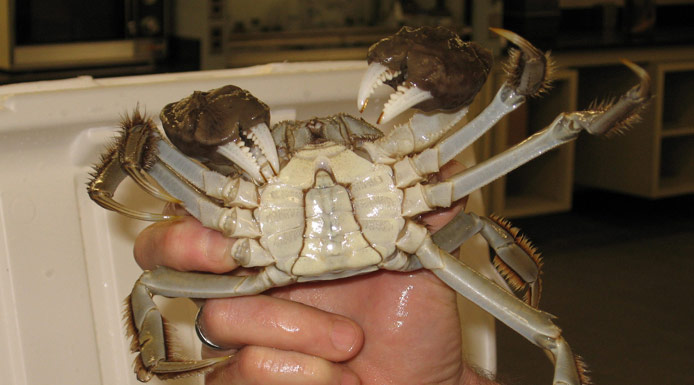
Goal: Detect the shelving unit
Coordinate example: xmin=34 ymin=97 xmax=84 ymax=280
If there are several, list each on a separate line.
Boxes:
xmin=574 ymin=61 xmax=694 ymax=198
xmin=658 ymin=63 xmax=694 ymax=195
xmin=480 ymin=69 xmax=578 ymax=218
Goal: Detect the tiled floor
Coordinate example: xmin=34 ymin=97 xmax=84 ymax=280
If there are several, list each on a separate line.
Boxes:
xmin=492 ymin=190 xmax=694 ymax=385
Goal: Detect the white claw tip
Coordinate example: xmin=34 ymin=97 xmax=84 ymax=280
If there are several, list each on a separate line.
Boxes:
xmin=358 ymin=61 xmax=434 ymax=123
xmin=379 ymin=86 xmax=433 ymax=124
xmin=358 ymin=62 xmax=398 ymax=113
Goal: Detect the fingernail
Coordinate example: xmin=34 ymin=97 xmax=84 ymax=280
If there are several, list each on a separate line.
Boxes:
xmin=340 ymin=370 xmax=361 ymax=385
xmin=330 ymin=320 xmax=357 ymax=352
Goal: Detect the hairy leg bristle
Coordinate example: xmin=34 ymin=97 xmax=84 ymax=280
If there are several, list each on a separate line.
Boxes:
xmin=121 ymin=294 xmax=231 ymax=381
xmin=574 ymin=354 xmax=592 ymax=385
xmin=122 ymin=295 xmax=140 ymax=353
xmin=488 ymin=214 xmax=544 ymax=305
xmin=588 ymin=97 xmax=644 ymax=137
xmin=504 ymin=47 xmax=556 ymax=98
xmin=118 ymin=109 xmax=161 ymax=170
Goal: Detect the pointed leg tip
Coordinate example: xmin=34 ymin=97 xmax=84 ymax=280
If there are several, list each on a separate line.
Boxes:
xmin=148 ymin=355 xmax=233 ymax=381
xmin=490 ymin=28 xmax=538 ymax=53
xmin=620 ymin=59 xmax=651 ymax=97
xmin=620 ymin=59 xmax=648 ymax=80
xmin=489 ymin=27 xmax=512 ymax=39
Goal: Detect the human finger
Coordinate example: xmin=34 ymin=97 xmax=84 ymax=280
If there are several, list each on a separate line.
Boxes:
xmin=206 ymin=346 xmax=361 ymax=385
xmin=198 ymin=295 xmax=363 ymax=362
xmin=133 ymin=215 xmax=238 ymax=273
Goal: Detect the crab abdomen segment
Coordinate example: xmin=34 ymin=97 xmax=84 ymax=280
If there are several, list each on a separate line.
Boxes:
xmin=293 ymin=170 xmax=382 ymax=275
xmin=259 ymin=144 xmax=405 ymax=277
xmin=256 ymin=183 xmax=305 ymax=273
xmin=350 ymin=165 xmax=404 ymax=258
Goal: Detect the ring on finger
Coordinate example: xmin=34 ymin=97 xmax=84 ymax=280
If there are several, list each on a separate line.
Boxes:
xmin=195 ymin=306 xmax=227 ymax=351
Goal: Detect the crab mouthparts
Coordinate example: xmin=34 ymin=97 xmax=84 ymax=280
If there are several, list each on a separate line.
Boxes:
xmin=358 ymin=62 xmax=433 ymax=124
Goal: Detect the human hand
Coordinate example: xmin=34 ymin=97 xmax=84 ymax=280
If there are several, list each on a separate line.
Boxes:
xmin=133 ymin=162 xmax=498 ymax=385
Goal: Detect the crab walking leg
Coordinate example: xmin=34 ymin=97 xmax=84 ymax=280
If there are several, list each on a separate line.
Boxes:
xmin=432 ymin=211 xmax=542 ymax=307
xmin=88 ymin=146 xmax=174 ymax=221
xmin=155 ymin=139 xmax=259 ymax=208
xmin=412 ymin=235 xmax=583 ymax=385
xmin=361 ymin=107 xmax=469 ymax=163
xmin=402 ymin=61 xmax=651 ymax=217
xmin=439 ymin=86 xmax=524 ymax=166
xmin=147 ymin=161 xmax=260 ymax=238
xmin=127 ymin=266 xmax=295 ymax=381
xmin=393 ymin=85 xmax=524 ymax=187
xmin=88 ymin=115 xmax=179 ymax=221
xmin=447 ymin=63 xmax=649 ymax=202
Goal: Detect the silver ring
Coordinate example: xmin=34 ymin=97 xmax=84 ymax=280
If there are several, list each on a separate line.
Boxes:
xmin=195 ymin=306 xmax=226 ymax=350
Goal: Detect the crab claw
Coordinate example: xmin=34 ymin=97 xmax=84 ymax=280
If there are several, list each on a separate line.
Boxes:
xmin=358 ymin=26 xmax=493 ymax=124
xmin=160 ymin=85 xmax=279 ymax=182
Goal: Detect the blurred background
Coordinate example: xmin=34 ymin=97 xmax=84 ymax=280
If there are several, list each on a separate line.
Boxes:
xmin=1 ymin=1 xmax=693 ymax=384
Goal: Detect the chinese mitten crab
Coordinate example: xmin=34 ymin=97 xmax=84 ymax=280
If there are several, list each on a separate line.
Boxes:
xmin=88 ymin=26 xmax=650 ymax=385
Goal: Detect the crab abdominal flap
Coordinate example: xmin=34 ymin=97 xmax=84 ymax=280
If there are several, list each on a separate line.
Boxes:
xmin=293 ymin=169 xmax=384 ymax=276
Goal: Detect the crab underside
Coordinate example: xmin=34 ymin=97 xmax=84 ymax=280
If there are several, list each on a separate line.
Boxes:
xmin=88 ymin=26 xmax=651 ymax=385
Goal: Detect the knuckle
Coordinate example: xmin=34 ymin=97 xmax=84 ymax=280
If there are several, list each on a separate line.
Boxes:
xmin=158 ymin=218 xmax=198 ymax=269
xmin=201 ymin=299 xmax=234 ymax=339
xmin=162 ymin=217 xmax=236 ymax=272
xmin=133 ymin=221 xmax=170 ymax=269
